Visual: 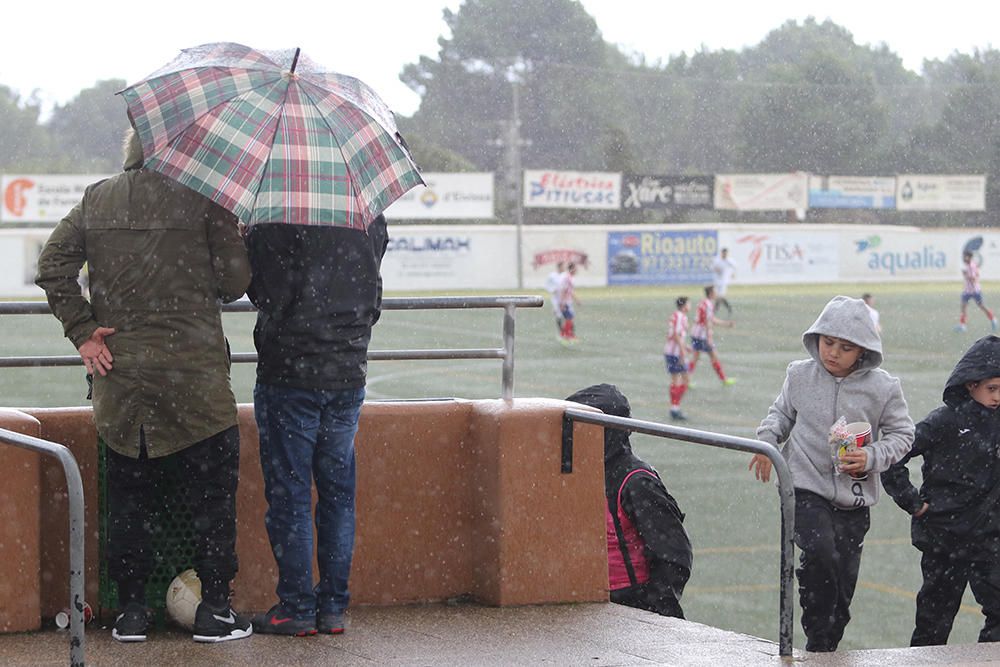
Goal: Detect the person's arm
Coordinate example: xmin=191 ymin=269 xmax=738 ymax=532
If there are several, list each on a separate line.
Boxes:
xmin=750 ymin=367 xmax=796 ymax=482
xmin=621 ymin=473 xmax=692 ymax=608
xmin=862 ymin=378 xmax=915 ymax=473
xmin=880 ymin=423 xmax=928 ymax=515
xmin=205 ymin=203 xmax=251 ymax=303
xmin=35 ymin=202 xmax=116 ymax=375
xmin=35 ymin=203 xmax=100 ymax=348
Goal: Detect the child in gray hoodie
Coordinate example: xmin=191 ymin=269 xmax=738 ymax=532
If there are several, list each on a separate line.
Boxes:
xmin=749 ymin=295 xmax=915 ymax=652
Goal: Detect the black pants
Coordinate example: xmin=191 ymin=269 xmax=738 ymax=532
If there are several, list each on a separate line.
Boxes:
xmin=793 ymin=489 xmax=869 ymax=652
xmin=106 ymin=425 xmax=240 ymax=607
xmin=912 ymin=549 xmax=1000 ymax=646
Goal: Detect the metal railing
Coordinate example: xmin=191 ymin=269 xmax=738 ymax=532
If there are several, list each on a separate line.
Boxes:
xmin=0 ymin=296 xmax=543 ymax=401
xmin=561 ymin=408 xmax=795 ymax=657
xmin=0 ymin=427 xmax=85 ymax=667
xmin=0 ymin=295 xmax=541 ymax=666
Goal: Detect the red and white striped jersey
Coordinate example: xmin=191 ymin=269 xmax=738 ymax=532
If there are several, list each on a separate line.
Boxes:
xmin=690 ymin=298 xmax=714 ymax=341
xmin=963 ymin=259 xmax=981 ymax=294
xmin=663 ymin=309 xmax=688 ymax=356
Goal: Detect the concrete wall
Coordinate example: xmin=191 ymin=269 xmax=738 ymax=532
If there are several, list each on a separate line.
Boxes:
xmin=0 ymin=398 xmax=607 ymax=629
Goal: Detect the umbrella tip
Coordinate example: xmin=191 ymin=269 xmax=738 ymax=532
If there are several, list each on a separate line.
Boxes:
xmin=290 ymin=48 xmax=300 ymax=74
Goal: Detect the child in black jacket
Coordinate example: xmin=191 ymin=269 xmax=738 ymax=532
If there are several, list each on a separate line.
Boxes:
xmin=882 ymin=334 xmax=1000 ymax=646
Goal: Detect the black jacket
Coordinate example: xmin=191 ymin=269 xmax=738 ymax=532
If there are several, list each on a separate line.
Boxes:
xmin=246 ymin=216 xmax=388 ymax=390
xmin=882 ymin=335 xmax=1000 ymax=556
xmin=565 ymin=384 xmax=692 ymax=616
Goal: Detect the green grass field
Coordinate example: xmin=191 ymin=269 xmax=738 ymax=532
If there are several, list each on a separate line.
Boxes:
xmin=2 ymin=281 xmax=995 ymax=650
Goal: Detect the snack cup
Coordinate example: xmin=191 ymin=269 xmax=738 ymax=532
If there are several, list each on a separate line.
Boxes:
xmin=843 ymin=422 xmax=872 ymax=479
xmin=845 ymin=422 xmax=872 ymax=447
xmin=55 ymin=602 xmax=92 ymax=629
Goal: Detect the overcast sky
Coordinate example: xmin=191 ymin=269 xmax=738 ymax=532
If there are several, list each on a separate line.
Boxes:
xmin=0 ymin=1 xmax=995 ymax=118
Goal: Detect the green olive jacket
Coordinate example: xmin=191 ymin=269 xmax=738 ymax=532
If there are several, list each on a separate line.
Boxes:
xmin=35 ymin=166 xmax=251 ymax=458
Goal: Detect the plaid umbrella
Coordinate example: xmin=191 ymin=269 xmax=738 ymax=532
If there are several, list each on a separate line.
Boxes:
xmin=119 ymin=42 xmax=423 ymax=229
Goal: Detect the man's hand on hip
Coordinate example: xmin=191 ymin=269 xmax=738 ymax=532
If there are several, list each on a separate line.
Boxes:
xmin=78 ymin=327 xmax=116 ymax=376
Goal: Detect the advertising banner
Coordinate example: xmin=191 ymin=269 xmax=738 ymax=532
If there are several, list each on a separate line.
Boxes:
xmin=523 ymin=170 xmax=620 ymax=209
xmin=808 ymin=175 xmax=896 ymax=209
xmin=840 ymin=230 xmax=954 ymax=280
xmin=714 ymin=173 xmax=808 ymax=211
xmin=522 ymin=227 xmax=606 ymax=289
xmin=2 ymin=174 xmax=111 ymax=223
xmin=606 ymin=229 xmax=717 ymax=285
xmin=956 ymin=233 xmax=1000 ymax=281
xmin=381 ymin=226 xmax=517 ymax=290
xmin=719 ymin=229 xmax=840 ymax=284
xmin=620 ymin=175 xmax=713 ymax=210
xmin=383 ymin=172 xmax=494 ymax=219
xmin=895 ymin=174 xmax=986 ymax=211
xmin=0 ymin=229 xmax=51 ymax=297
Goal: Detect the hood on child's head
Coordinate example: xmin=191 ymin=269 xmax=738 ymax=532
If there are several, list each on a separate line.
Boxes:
xmin=943 ymin=335 xmax=1000 ymax=407
xmin=565 ymin=383 xmax=632 ymax=462
xmin=802 ymin=295 xmax=883 ymax=371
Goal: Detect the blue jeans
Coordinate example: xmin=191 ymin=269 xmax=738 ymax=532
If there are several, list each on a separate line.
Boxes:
xmin=254 ymin=383 xmax=365 ymax=618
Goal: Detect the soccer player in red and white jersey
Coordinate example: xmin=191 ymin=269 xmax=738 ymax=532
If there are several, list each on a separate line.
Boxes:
xmin=558 ymin=263 xmax=580 ymax=343
xmin=957 ymin=251 xmax=998 ymax=332
xmin=689 ymin=285 xmax=735 ymax=385
xmin=664 ymin=296 xmax=692 ymax=420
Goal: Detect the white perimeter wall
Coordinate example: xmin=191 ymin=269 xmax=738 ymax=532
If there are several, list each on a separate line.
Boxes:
xmin=3 ymin=223 xmax=997 ymax=297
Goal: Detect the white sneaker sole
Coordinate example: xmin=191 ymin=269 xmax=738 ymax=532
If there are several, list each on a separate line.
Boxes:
xmin=192 ymin=626 xmax=253 ymax=643
xmin=112 ymin=630 xmax=147 ymax=642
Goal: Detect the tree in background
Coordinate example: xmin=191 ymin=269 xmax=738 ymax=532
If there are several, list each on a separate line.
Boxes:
xmin=46 ymin=79 xmax=129 ymax=173
xmin=0 ymin=86 xmax=51 ymax=172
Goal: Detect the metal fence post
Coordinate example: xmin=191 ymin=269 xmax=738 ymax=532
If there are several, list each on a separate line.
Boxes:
xmin=0 ymin=428 xmax=86 ymax=666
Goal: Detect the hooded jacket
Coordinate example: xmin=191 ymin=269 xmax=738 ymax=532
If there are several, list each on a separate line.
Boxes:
xmin=756 ymin=296 xmax=914 ymax=509
xmin=882 ymin=335 xmax=1000 ymax=555
xmin=565 ymin=384 xmax=692 ymax=616
xmin=246 ymin=216 xmax=388 ymax=390
xmin=35 ymin=139 xmax=251 ymax=457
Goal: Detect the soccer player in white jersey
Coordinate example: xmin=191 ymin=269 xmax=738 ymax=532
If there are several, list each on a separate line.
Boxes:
xmin=957 ymin=251 xmax=998 ymax=332
xmin=544 ymin=261 xmax=565 ymax=338
xmin=664 ymin=296 xmax=692 ymax=420
xmin=689 ymin=285 xmax=735 ymax=385
xmin=711 ymin=247 xmax=736 ymax=315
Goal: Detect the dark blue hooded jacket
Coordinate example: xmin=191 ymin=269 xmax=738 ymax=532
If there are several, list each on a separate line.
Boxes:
xmin=882 ymin=335 xmax=1000 ymax=556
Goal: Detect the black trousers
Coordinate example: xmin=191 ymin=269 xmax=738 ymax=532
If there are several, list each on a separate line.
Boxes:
xmin=106 ymin=425 xmax=240 ymax=607
xmin=911 ymin=549 xmax=1000 ymax=646
xmin=793 ymin=489 xmax=870 ymax=652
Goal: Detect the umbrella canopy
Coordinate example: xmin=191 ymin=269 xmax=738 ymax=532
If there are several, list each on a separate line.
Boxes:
xmin=119 ymin=42 xmax=423 ymax=229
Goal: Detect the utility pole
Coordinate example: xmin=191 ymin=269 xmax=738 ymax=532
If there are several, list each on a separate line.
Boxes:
xmin=490 ymin=71 xmax=531 ymax=289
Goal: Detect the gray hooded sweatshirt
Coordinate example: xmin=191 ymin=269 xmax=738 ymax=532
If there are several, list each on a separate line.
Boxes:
xmin=756 ymin=296 xmax=915 ymax=509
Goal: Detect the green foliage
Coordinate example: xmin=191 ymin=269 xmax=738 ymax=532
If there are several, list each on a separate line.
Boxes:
xmin=0 ymin=86 xmax=51 ymax=171
xmin=2 ymin=10 xmax=1000 ymax=216
xmin=46 ymin=79 xmax=129 ymax=173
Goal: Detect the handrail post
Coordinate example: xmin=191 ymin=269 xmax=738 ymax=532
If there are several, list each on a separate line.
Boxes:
xmin=0 ymin=428 xmax=85 ymax=666
xmin=769 ymin=445 xmax=795 ymax=658
xmin=560 ymin=409 xmax=795 ymax=656
xmin=501 ymin=303 xmax=515 ymax=401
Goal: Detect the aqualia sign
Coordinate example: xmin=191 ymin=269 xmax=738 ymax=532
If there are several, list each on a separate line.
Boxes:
xmin=852 ymin=235 xmax=948 ymax=276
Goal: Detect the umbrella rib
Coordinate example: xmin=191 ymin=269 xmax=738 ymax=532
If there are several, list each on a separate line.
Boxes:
xmin=294 ymin=80 xmax=371 ymax=221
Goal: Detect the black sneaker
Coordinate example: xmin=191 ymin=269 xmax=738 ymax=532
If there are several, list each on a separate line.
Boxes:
xmin=317 ymin=611 xmax=345 ymax=635
xmin=252 ymin=604 xmax=317 ymax=637
xmin=670 ymin=409 xmax=688 ymax=421
xmin=112 ymin=602 xmax=151 ymax=643
xmin=192 ymin=602 xmax=253 ymax=643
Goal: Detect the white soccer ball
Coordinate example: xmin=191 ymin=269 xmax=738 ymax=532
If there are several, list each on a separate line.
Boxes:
xmin=165 ymin=569 xmax=202 ymax=630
